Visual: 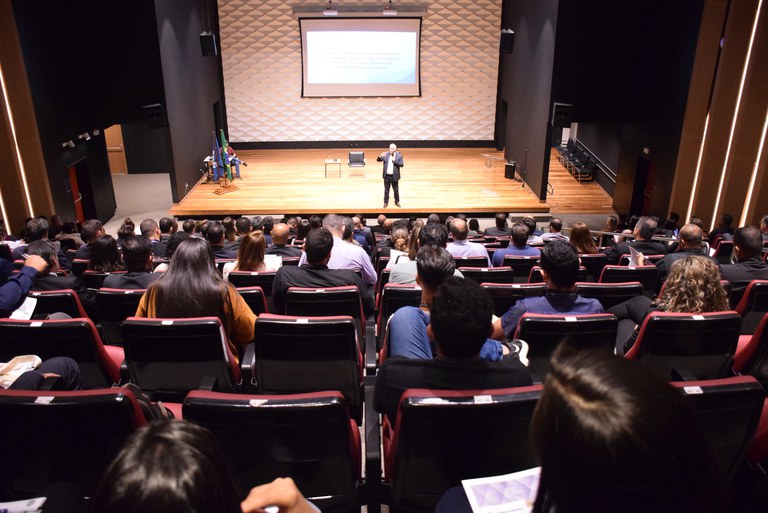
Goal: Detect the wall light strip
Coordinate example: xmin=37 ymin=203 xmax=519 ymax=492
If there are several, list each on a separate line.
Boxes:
xmin=0 ymin=60 xmax=34 ymax=218
xmin=686 ymin=113 xmax=710 ymax=223
xmin=710 ymin=0 xmax=763 ymax=230
xmin=740 ymin=105 xmax=768 ymax=226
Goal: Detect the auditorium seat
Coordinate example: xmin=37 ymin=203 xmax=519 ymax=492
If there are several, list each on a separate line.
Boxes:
xmin=451 ymin=256 xmax=488 ymax=269
xmin=618 ymin=253 xmax=666 ymax=266
xmin=734 ymin=313 xmax=768 ymax=382
xmin=29 ymin=289 xmax=88 ymax=319
xmin=96 ymin=288 xmax=146 ymax=346
xmin=183 ymin=390 xmax=363 ymax=512
xmin=624 ymin=311 xmax=741 ymax=380
xmin=383 ymin=386 xmax=541 ymax=513
xmin=574 ymin=281 xmax=644 ymax=309
xmin=81 ymin=270 xmax=123 ymax=290
xmin=712 ymin=240 xmax=734 ymax=265
xmin=578 ymin=253 xmax=608 ymax=282
xmin=599 ymin=265 xmax=658 ymax=297
xmin=70 ymin=258 xmax=89 ymax=277
xmin=735 ymin=280 xmax=768 ymax=335
xmin=376 ymin=283 xmax=422 ymax=352
xmin=122 ymin=316 xmax=241 ymax=402
xmin=0 ymin=317 xmax=122 ymax=388
xmin=236 ymin=286 xmax=269 ymax=315
xmin=228 ymin=270 xmax=277 ymax=310
xmin=528 ymin=265 xmax=587 ymax=283
xmin=480 ymin=282 xmax=547 ymax=317
xmin=458 ymin=266 xmax=515 ymax=285
xmin=0 ymin=386 xmax=148 ymax=501
xmin=286 ymin=285 xmax=367 ymax=351
xmin=501 ymin=255 xmax=540 ymax=283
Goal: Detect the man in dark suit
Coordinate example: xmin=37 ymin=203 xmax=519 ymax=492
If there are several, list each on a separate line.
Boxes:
xmin=140 ymin=218 xmax=167 ymax=258
xmin=11 ymin=217 xmax=72 ymax=273
xmin=73 ymin=219 xmax=104 ymax=260
xmin=377 ymin=143 xmax=404 ymax=208
xmin=103 ymin=236 xmax=160 ymax=289
xmin=719 ymin=225 xmax=768 ymax=307
xmin=205 ymin=221 xmax=237 ymax=259
xmin=267 ymin=223 xmax=302 ymax=258
xmin=604 ymin=216 xmax=668 ymax=265
xmin=484 ymin=213 xmax=512 ymax=237
xmin=653 ymin=223 xmax=716 ymax=290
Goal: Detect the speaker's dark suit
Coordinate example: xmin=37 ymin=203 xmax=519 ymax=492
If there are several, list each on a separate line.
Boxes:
xmin=377 ymin=151 xmax=404 ymax=205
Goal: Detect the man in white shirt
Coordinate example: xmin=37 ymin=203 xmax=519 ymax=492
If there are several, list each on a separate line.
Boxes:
xmin=377 ymin=143 xmax=404 ymax=208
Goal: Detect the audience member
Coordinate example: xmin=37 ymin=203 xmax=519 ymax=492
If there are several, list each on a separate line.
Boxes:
xmin=371 ymin=214 xmax=387 ymax=235
xmin=12 ymin=217 xmax=72 ymax=272
xmin=158 ymin=217 xmax=176 ymax=242
xmin=295 ymin=218 xmax=312 ymax=243
xmin=182 ymin=219 xmax=196 ymax=235
xmin=272 ymin=227 xmax=374 ymax=316
xmin=598 ymin=215 xmax=619 ymax=247
xmin=446 ymin=218 xmax=490 ymax=265
xmin=760 ymin=214 xmax=768 ymax=241
xmin=227 ymin=217 xmax=252 ymax=252
xmin=709 ymin=213 xmax=734 ymax=241
xmin=117 ymin=218 xmax=137 ymax=247
xmin=492 ymin=241 xmax=603 ymax=339
xmin=374 ymin=276 xmax=532 ymax=424
xmin=604 ymin=216 xmax=667 ymax=265
xmin=467 ymin=218 xmax=480 ymax=238
xmin=0 ymin=253 xmax=47 ymax=316
xmin=569 ymin=222 xmax=598 ymax=254
xmin=151 ymin=232 xmax=189 ymax=273
xmin=389 ymin=223 xmax=463 ymax=284
xmin=9 ymin=356 xmax=82 ymax=392
xmin=87 ymin=235 xmax=126 ymax=273
xmin=426 ymin=213 xmax=441 ymax=225
xmin=136 ymin=237 xmax=256 ymax=358
xmin=103 ymin=236 xmax=160 ymax=289
xmin=484 ymin=213 xmax=511 ymax=236
xmin=205 ymin=221 xmax=238 ymax=259
xmin=654 ymin=223 xmax=715 ymax=286
xmin=74 ymin=219 xmax=104 ymax=260
xmin=224 ymin=231 xmax=267 ymax=280
xmin=491 ymin=222 xmax=540 ymax=266
xmin=719 ymin=225 xmax=768 ymax=306
xmin=267 ymin=223 xmax=302 ymax=258
xmin=297 ymin=214 xmax=376 ymax=286
xmin=610 ymin=256 xmax=729 ymax=354
xmin=222 ymin=216 xmax=237 ymax=243
xmin=47 ymin=214 xmax=63 ymax=240
xmin=353 ymin=216 xmax=374 ymax=253
xmin=140 ymin=218 xmax=167 ymax=258
xmin=379 ymin=222 xmax=409 ymax=262
xmin=540 ymin=217 xmax=570 ymax=242
xmin=262 ymin=215 xmax=275 ymax=237
xmin=523 ymin=214 xmax=544 ymax=236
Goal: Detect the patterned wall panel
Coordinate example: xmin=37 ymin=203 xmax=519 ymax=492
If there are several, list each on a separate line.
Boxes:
xmin=219 ymin=0 xmax=501 ymax=142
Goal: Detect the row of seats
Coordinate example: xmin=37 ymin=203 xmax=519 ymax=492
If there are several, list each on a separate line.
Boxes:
xmin=556 ymin=138 xmax=599 ymax=182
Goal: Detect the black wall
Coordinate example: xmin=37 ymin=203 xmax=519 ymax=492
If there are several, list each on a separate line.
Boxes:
xmin=576 ymin=123 xmax=621 ymax=195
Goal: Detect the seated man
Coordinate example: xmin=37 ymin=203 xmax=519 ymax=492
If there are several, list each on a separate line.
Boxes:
xmin=540 ymin=217 xmax=570 ymax=242
xmin=271 ymin=228 xmax=374 ymax=316
xmin=388 ymin=246 xmax=504 ymax=361
xmin=204 ymin=221 xmax=237 ymax=259
xmin=484 ymin=213 xmax=511 ymax=236
xmin=375 ymin=276 xmax=532 ymax=424
xmin=604 ymin=216 xmax=668 ymax=265
xmin=140 ymin=218 xmax=168 ymax=258
xmin=103 ymin=236 xmax=161 ymax=289
xmin=719 ymin=225 xmax=768 ymax=307
xmin=491 ymin=222 xmax=540 ymax=267
xmin=654 ymin=223 xmax=716 ymax=288
xmin=492 ymin=241 xmax=604 ymax=340
xmin=760 ymin=214 xmax=768 ymax=241
xmin=12 ymin=217 xmax=72 ymax=272
xmin=0 ymin=254 xmax=48 ymax=316
xmin=267 ymin=222 xmax=302 ymax=258
xmin=73 ymin=219 xmax=104 ymax=260
xmin=522 ymin=216 xmax=543 ymax=245
xmin=446 ymin=218 xmax=490 ymax=265
xmin=226 ymin=217 xmax=251 ymax=252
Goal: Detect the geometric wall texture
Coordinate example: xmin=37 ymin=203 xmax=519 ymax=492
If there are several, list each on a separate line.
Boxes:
xmin=219 ymin=0 xmax=501 ymax=142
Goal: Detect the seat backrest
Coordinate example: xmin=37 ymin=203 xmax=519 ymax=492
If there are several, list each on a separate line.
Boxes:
xmin=96 ymin=288 xmax=146 ymax=345
xmin=574 ymin=281 xmax=644 ymax=309
xmin=528 ymin=265 xmax=587 ymax=284
xmin=286 ymin=286 xmax=364 ymax=321
xmin=713 ymin=240 xmax=734 ymax=265
xmin=348 ymin=151 xmax=365 ymax=166
xmin=227 ymin=271 xmax=277 ymax=292
xmin=376 ymin=284 xmax=422 ymax=350
xmin=183 ymin=390 xmax=360 ymax=511
xmin=672 ymin=376 xmax=764 ymax=487
xmin=480 ymin=283 xmax=547 ymax=317
xmin=387 ymin=386 xmax=542 ymax=513
xmin=29 ymin=289 xmax=88 ymax=319
xmin=735 ymin=280 xmax=768 ymax=335
xmin=0 ymin=386 xmax=147 ymax=500
xmin=742 ymin=313 xmax=768 ymax=387
xmin=0 ymin=318 xmax=120 ymax=388
xmin=459 ymin=266 xmax=515 ymax=285
xmin=599 ymin=265 xmax=658 ymax=296
xmin=81 ymin=271 xmax=121 ymax=290
xmin=122 ymin=317 xmax=239 ymax=401
xmin=71 ymin=259 xmax=89 ymax=277
xmin=452 ymin=256 xmax=488 ymax=269
xmin=625 ymin=311 xmax=741 ymax=380
xmin=250 ymin=314 xmax=362 ymax=421
xmin=236 ymin=286 xmax=269 ymax=315
xmin=515 ymin=313 xmax=618 ymax=380
xmin=578 ymin=253 xmax=608 ymax=282
xmin=501 ymin=256 xmax=540 ymax=283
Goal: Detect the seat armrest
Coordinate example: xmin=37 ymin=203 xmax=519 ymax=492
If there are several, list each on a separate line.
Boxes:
xmin=670 ymin=367 xmax=697 ymax=382
xmin=365 ymin=327 xmax=377 ymax=376
xmin=364 ymin=377 xmax=381 ymax=513
xmin=199 ymin=375 xmax=218 ymax=391
xmin=241 ymin=342 xmax=257 ymax=392
xmin=120 ymin=359 xmax=129 ymax=384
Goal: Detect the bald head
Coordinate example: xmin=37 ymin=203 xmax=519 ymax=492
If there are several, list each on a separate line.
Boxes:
xmin=678 ymin=223 xmax=703 ymax=249
xmin=377 ymin=214 xmax=386 ymax=226
xmin=383 ymin=218 xmax=394 ymax=233
xmin=449 ymin=218 xmax=469 ymax=241
xmin=271 ymin=223 xmax=290 ymax=245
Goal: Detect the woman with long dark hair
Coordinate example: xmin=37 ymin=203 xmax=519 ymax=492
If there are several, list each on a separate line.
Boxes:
xmin=136 ymin=237 xmax=256 ymax=358
xmin=87 ymin=235 xmax=126 ymax=273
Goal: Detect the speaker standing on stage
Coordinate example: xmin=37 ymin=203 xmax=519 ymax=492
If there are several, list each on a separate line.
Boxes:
xmin=378 ymin=143 xmax=404 ymax=208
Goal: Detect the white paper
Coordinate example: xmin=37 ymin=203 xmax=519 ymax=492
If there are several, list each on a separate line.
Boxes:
xmin=462 ymin=467 xmax=540 ymax=513
xmin=0 ymin=496 xmax=46 ymax=513
xmin=10 ymin=296 xmax=37 ymax=320
xmin=628 ymin=246 xmax=641 ymax=266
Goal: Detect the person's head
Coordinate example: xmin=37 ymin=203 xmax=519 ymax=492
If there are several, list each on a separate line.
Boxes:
xmin=428 ymin=277 xmax=493 ymax=361
xmin=444 ymin=216 xmax=454 ymax=230
xmin=81 ymin=219 xmax=104 ymax=244
xmin=182 ymin=219 xmax=196 ymax=234
xmin=25 ymin=217 xmax=49 ymax=243
xmin=271 ymin=223 xmax=290 ymax=245
xmin=205 ymin=221 xmax=226 ymax=247
xmin=427 ymin=213 xmax=441 ymax=225
xmin=548 ymin=217 xmax=563 ymax=233
xmin=159 ymin=217 xmax=175 ymax=235
xmin=633 ymin=216 xmax=657 ymax=241
xmin=26 ymin=240 xmax=59 ymax=271
xmin=377 ymin=214 xmax=386 ymax=227
xmin=140 ymin=219 xmax=160 ymax=239
xmin=522 ymin=217 xmax=538 ymax=239
xmin=118 ymin=219 xmax=136 ymax=241
xmin=304 ymin=228 xmax=334 ymax=265
xmin=539 ymin=241 xmax=579 ymax=290
xmin=603 ymin=215 xmax=618 ymax=231
xmin=689 ymin=217 xmax=704 ymax=230
xmin=419 ymin=222 xmax=450 ymax=249
xmin=322 ymin=214 xmax=344 ymax=238
xmin=664 ymin=213 xmax=680 ymax=230
xmin=718 ymin=213 xmax=734 ymax=228
xmin=222 ymin=217 xmax=236 ymax=241
xmin=341 ymin=217 xmax=355 ymax=241
xmin=235 ymin=217 xmax=252 ymax=236
xmin=468 ymin=218 xmax=479 ymax=232
xmin=449 ymin=218 xmax=469 ymax=241
xmin=406 ymin=224 xmax=422 ymax=260
xmin=296 ymin=218 xmax=312 ymax=241
xmin=382 ymin=218 xmax=394 ymax=234
xmin=250 ymin=216 xmax=263 ymax=232
xmin=416 ymin=246 xmax=456 ymax=292
xmin=569 ymin=222 xmax=597 ymax=254
xmin=262 ymin=216 xmax=274 ymax=235
xmin=92 ymin=420 xmax=241 ymax=513
xmin=389 ymin=143 xmax=397 ymax=154
xmin=236 ymin=230 xmax=266 ymax=271
xmin=286 ymin=216 xmax=298 ymax=230
xmin=733 ymin=225 xmax=763 ymax=261
xmin=122 ymin=235 xmax=153 ymax=272
xmin=308 ymin=215 xmax=323 ymax=230
xmin=760 ymin=215 xmax=768 ymax=234
xmin=164 ymin=232 xmax=189 ymax=260
xmin=531 ymin=347 xmax=719 ymax=513
xmin=88 ymin=236 xmax=125 ymax=273
xmin=495 ymin=213 xmax=508 ymax=229
xmin=511 ymin=222 xmax=530 ymax=249
xmin=677 ymin=223 xmax=703 ymax=249
xmin=352 ymin=216 xmax=363 ymax=230
xmin=659 ymin=256 xmax=729 ymax=313
xmin=391 ymin=224 xmax=410 ymax=252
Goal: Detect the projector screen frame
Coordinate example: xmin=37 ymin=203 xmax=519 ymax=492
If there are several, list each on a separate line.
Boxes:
xmin=298 ymin=16 xmax=423 ymax=98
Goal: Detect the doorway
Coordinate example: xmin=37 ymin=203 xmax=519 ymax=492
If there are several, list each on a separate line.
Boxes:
xmin=105 ymin=124 xmax=128 ymax=174
xmin=67 ymin=158 xmax=97 ymax=223
xmin=630 ymin=155 xmax=656 ymax=216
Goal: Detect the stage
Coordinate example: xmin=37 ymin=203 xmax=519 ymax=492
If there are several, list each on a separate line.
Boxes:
xmin=168 ymin=148 xmax=614 ymax=218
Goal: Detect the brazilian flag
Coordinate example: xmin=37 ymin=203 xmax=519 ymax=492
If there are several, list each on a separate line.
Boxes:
xmin=219 ymin=129 xmax=232 ymax=181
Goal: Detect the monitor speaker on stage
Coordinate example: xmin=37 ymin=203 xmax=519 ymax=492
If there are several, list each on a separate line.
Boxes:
xmin=499 ymin=29 xmax=515 ymax=54
xmin=505 ymin=161 xmax=516 ymax=179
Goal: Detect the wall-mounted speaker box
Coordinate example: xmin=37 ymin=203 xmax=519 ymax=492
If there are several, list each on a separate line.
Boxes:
xmin=552 ymin=103 xmax=573 ymax=128
xmin=505 ymin=162 xmax=516 ymax=179
xmin=200 ymin=31 xmax=217 ymax=57
xmin=499 ymin=30 xmax=515 ymax=54
xmin=142 ymin=104 xmax=167 ymax=129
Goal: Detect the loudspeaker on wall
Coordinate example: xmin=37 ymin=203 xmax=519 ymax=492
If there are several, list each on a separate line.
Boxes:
xmin=200 ymin=31 xmax=217 ymax=57
xmin=499 ymin=29 xmax=515 ymax=54
xmin=142 ymin=104 xmax=167 ymax=129
xmin=552 ymin=103 xmax=573 ymax=128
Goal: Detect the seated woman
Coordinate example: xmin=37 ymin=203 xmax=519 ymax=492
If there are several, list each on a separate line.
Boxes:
xmin=569 ymin=222 xmax=598 ymax=255
xmin=609 ymin=255 xmax=729 ymax=354
xmin=223 ymin=231 xmax=267 ymax=280
xmin=87 ymin=235 xmax=126 ymax=273
xmin=93 ymin=420 xmax=316 ymax=513
xmin=136 ymin=237 xmax=257 ymax=359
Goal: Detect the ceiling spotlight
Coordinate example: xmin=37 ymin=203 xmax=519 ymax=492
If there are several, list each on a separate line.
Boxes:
xmin=383 ymin=0 xmax=397 ymax=15
xmin=77 ymin=132 xmax=91 ymax=141
xmin=61 ymin=140 xmax=75 ymax=149
xmin=323 ymin=0 xmax=337 ymax=15
xmin=92 ymin=129 xmax=101 ymax=136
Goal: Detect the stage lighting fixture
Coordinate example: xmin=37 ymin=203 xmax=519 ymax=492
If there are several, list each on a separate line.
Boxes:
xmin=77 ymin=132 xmax=91 ymax=141
xmin=323 ymin=0 xmax=338 ymax=15
xmin=61 ymin=140 xmax=75 ymax=149
xmin=383 ymin=1 xmax=397 ymax=15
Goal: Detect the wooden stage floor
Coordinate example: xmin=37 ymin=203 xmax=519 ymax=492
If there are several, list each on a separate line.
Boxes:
xmin=169 ymin=148 xmax=613 ymax=217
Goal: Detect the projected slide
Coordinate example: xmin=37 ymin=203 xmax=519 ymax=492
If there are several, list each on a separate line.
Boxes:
xmin=300 ymin=18 xmax=422 ymax=97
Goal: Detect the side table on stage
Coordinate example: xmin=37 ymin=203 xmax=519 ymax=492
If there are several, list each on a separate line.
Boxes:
xmin=324 ymin=158 xmax=341 ymax=178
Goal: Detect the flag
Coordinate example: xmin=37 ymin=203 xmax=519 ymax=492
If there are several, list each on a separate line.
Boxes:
xmin=219 ymin=129 xmax=232 ymax=181
xmin=213 ymin=133 xmax=224 ymax=181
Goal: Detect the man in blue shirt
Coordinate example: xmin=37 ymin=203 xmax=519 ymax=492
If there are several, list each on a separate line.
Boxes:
xmin=491 ymin=241 xmax=604 ymax=340
xmin=491 ymin=222 xmax=541 ymax=267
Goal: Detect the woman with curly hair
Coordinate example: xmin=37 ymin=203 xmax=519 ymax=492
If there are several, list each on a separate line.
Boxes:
xmin=609 ymin=255 xmax=729 ymax=354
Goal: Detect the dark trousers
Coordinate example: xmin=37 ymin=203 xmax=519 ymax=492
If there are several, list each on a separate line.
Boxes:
xmin=384 ymin=175 xmax=399 ymax=203
xmin=10 ymin=356 xmax=83 ymax=391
